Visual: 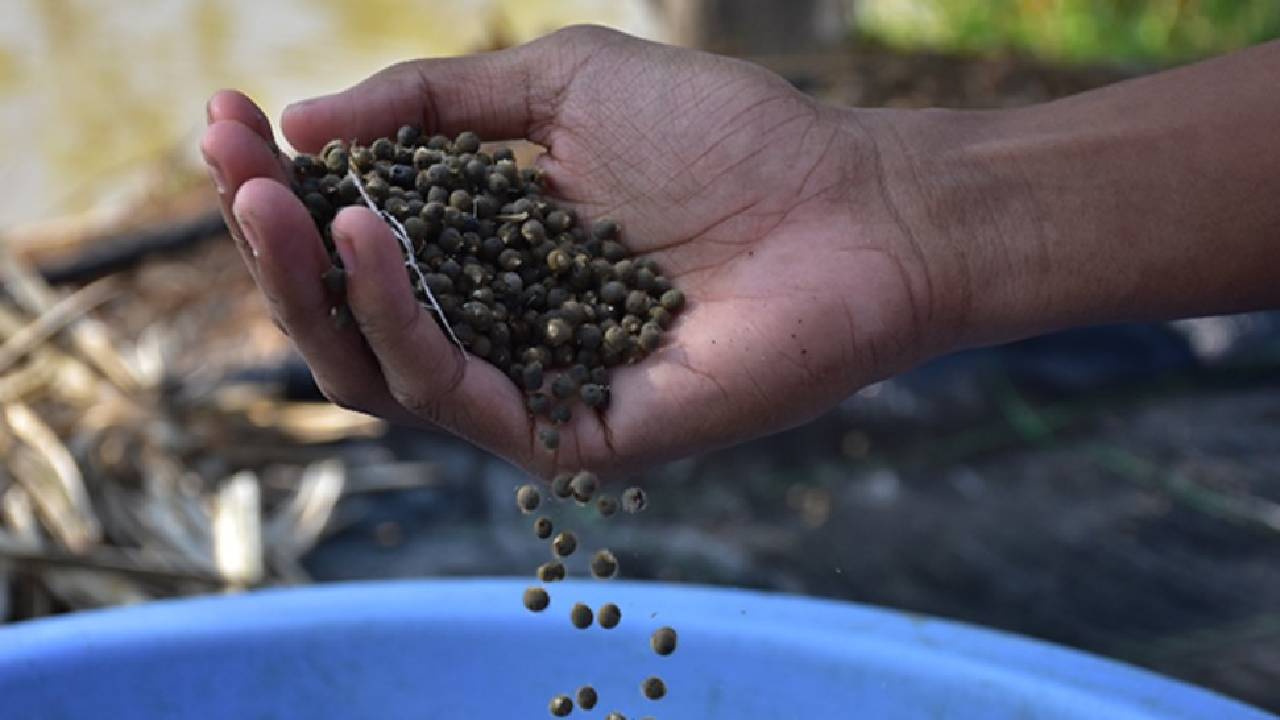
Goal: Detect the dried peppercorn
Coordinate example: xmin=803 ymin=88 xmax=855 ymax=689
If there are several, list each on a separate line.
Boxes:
xmin=590 ymin=549 xmax=618 ymax=579
xmin=651 ymin=626 xmax=677 ymax=656
xmin=552 ymin=531 xmax=578 ymax=558
xmin=551 ymin=473 xmax=574 ymax=499
xmin=549 ymin=695 xmax=573 ymax=717
xmin=537 ymin=561 xmax=566 ymax=582
xmin=621 ymin=486 xmax=648 ymax=514
xmin=523 ymin=586 xmax=550 ymax=612
xmin=569 ymin=472 xmax=598 ymax=503
xmin=596 ymin=495 xmax=618 ymax=517
xmin=533 ymin=516 xmax=554 ymax=539
xmin=597 ymin=602 xmax=621 ymax=629
xmin=516 ymin=484 xmax=541 ymax=514
xmin=570 ymin=602 xmax=593 ymax=629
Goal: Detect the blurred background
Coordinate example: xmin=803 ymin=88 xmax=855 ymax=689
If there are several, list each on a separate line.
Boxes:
xmin=1 ymin=0 xmax=1278 ymax=712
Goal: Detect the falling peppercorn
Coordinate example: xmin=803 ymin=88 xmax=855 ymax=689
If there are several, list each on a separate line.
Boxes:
xmin=552 ymin=531 xmax=578 ymax=558
xmin=596 ymin=495 xmax=618 ymax=518
xmin=570 ymin=602 xmax=593 ymax=629
xmin=651 ymin=626 xmax=677 ymax=656
xmin=621 ymin=486 xmax=648 ymax=514
xmin=641 ymin=677 xmax=666 ymax=701
xmin=523 ymin=587 xmax=550 ymax=613
xmin=569 ymin=472 xmax=598 ymax=503
xmin=597 ymin=603 xmax=621 ymax=629
xmin=551 ymin=473 xmax=574 ymax=499
xmin=549 ymin=695 xmax=573 ymax=717
xmin=575 ymin=686 xmax=598 ymax=710
xmin=533 ymin=516 xmax=554 ymax=540
xmin=590 ymin=549 xmax=619 ymax=580
xmin=516 ymin=484 xmax=541 ymax=514
xmin=537 ymin=561 xmax=566 ymax=582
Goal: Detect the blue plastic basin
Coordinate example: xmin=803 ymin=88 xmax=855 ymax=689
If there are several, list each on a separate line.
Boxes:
xmin=0 ymin=579 xmax=1271 ymax=719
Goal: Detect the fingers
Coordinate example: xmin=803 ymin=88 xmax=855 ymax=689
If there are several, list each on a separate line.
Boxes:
xmin=206 ymin=89 xmax=275 ymax=145
xmin=201 ymin=100 xmax=288 ymax=280
xmin=230 ymin=178 xmax=412 ymax=422
xmin=331 ymin=207 xmax=535 ymax=464
xmin=280 ymin=24 xmax=624 ymax=151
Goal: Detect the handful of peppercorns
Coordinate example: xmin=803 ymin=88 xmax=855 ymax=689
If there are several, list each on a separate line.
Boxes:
xmin=289 ymin=127 xmax=686 ymax=450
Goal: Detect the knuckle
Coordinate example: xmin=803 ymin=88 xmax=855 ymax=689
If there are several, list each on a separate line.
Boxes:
xmin=387 ymin=359 xmax=466 ymax=426
xmin=355 ymin=301 xmax=420 ymax=347
xmin=389 ymin=383 xmax=440 ymax=422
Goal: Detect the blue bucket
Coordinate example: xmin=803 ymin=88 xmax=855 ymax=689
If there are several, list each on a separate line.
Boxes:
xmin=0 ymin=580 xmax=1270 ymax=719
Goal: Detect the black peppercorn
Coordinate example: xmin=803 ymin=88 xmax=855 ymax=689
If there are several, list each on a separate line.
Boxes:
xmin=396 ymin=125 xmax=420 ymax=147
xmin=516 ymin=484 xmax=541 ymax=514
xmin=523 ymin=586 xmax=549 ymax=612
xmin=597 ymin=602 xmax=621 ymax=629
xmin=549 ymin=404 xmax=572 ymax=425
xmin=537 ymin=560 xmax=566 ymax=582
xmin=596 ymin=495 xmax=618 ymax=517
xmin=544 ymin=317 xmax=573 ymax=347
xmin=534 ymin=516 xmax=553 ymax=539
xmin=321 ymin=266 xmax=346 ymax=297
xmin=580 ymin=384 xmax=607 ymax=409
xmin=591 ymin=218 xmax=619 ymax=241
xmin=549 ymin=695 xmax=573 ymax=717
xmin=660 ymin=288 xmax=685 ymax=312
xmin=552 ymin=531 xmax=577 ymax=557
xmin=590 ymin=549 xmax=618 ymax=579
xmin=371 ymin=137 xmax=394 ymax=161
xmin=651 ymin=626 xmax=677 ymax=656
xmin=454 ymin=130 xmax=481 ymax=154
xmin=570 ymin=602 xmax=593 ymax=629
xmin=638 ymin=322 xmax=662 ymax=352
xmin=551 ymin=373 xmax=578 ymax=400
xmin=551 ymin=473 xmax=574 ymax=499
xmin=527 ymin=392 xmax=551 ymax=415
xmin=522 ymin=362 xmax=545 ymax=391
xmin=449 ymin=188 xmax=473 ymax=213
xmin=569 ymin=471 xmax=598 ymax=503
xmin=600 ymin=281 xmax=627 ymax=306
xmin=621 ymin=486 xmax=647 ymax=514
xmin=625 ymin=290 xmax=650 ymax=316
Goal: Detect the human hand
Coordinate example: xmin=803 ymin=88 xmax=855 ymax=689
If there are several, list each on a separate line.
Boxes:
xmin=201 ymin=25 xmax=965 ymax=477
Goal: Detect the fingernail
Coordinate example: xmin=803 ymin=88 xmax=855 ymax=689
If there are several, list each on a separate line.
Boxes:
xmin=202 ymin=151 xmax=227 ymax=194
xmin=234 ymin=207 xmax=261 ymax=258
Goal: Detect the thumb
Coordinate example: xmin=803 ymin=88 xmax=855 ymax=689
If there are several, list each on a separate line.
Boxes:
xmin=280 ymin=24 xmax=625 ymax=151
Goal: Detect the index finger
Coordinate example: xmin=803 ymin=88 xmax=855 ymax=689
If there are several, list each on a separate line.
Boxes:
xmin=279 ymin=24 xmax=624 ymax=152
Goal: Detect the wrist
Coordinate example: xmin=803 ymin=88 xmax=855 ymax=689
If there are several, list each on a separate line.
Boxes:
xmin=833 ymin=105 xmax=1033 ymax=356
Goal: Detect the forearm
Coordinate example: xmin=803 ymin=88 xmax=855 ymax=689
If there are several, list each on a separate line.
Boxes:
xmin=884 ymin=40 xmax=1280 ymax=348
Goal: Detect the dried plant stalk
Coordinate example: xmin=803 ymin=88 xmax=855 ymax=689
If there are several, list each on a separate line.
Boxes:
xmin=4 ymin=403 xmax=100 ymax=549
xmin=0 ymin=277 xmax=116 ymax=373
xmin=212 ymin=471 xmax=263 ymax=587
xmin=0 ymin=249 xmax=141 ymax=391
